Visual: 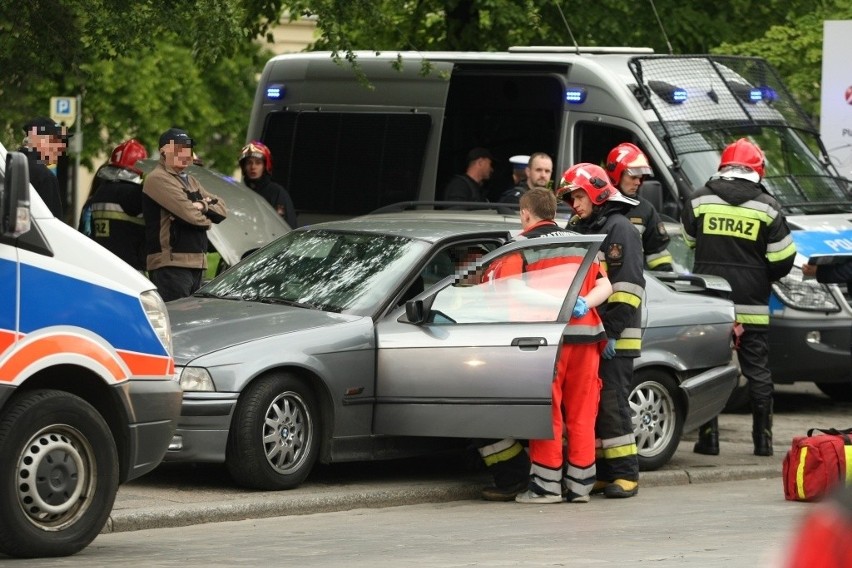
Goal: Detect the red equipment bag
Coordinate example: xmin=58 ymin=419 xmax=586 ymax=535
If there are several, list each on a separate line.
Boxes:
xmin=783 ymin=428 xmax=852 ymax=502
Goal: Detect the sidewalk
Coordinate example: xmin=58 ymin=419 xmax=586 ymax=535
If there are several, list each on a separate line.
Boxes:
xmin=106 ymin=428 xmax=783 ymax=534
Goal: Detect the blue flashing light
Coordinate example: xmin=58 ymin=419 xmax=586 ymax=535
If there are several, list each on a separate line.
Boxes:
xmin=671 ymin=88 xmax=687 ymax=103
xmin=759 ymin=86 xmax=778 ymax=103
xmin=266 ymin=84 xmax=285 ymax=101
xmin=565 ymin=87 xmax=587 ymax=104
xmin=748 ymin=88 xmax=762 ymax=103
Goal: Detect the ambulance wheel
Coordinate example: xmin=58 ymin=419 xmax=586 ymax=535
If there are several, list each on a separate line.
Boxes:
xmin=226 ymin=373 xmax=320 ymax=490
xmin=630 ymin=370 xmax=684 ymax=471
xmin=0 ymin=390 xmax=118 ymax=558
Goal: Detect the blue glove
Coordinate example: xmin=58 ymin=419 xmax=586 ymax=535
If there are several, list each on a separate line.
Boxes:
xmin=572 ymin=296 xmax=589 ymax=318
xmin=602 ymin=338 xmax=617 ymax=360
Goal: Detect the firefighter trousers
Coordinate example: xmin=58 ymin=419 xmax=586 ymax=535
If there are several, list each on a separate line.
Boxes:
xmin=528 ymin=343 xmax=601 ymax=497
xmin=737 ymin=326 xmax=772 ymax=403
xmin=595 ymin=356 xmax=639 ymax=482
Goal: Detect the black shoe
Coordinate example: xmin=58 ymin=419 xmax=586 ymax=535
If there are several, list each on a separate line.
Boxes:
xmin=752 ymin=400 xmax=773 ymax=456
xmin=481 ymin=480 xmax=527 ymax=502
xmin=693 ymin=417 xmax=719 ymax=455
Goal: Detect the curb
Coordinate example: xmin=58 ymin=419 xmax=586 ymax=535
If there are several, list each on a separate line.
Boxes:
xmin=103 ymin=465 xmax=781 ymax=534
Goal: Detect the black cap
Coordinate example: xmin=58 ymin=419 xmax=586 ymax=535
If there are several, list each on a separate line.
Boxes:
xmin=158 ymin=127 xmax=193 ymax=149
xmin=22 ymin=116 xmax=71 ymax=139
xmin=466 ymin=147 xmax=494 ymax=165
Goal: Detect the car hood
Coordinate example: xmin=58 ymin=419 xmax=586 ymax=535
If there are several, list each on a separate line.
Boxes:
xmin=168 ymin=296 xmax=360 ymax=364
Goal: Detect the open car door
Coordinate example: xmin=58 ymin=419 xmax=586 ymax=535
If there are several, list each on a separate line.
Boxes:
xmin=373 ymin=234 xmax=605 ymax=440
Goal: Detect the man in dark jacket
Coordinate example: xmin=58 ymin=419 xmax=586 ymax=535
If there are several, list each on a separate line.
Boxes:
xmin=562 ymin=163 xmax=646 ymax=499
xmin=19 ymin=117 xmax=69 ymax=218
xmin=80 ymin=139 xmax=148 ymax=270
xmin=681 ymin=138 xmax=796 ymax=457
xmin=442 ymin=147 xmax=494 ymax=203
xmin=239 ymin=141 xmax=297 ymax=228
xmin=143 ymin=128 xmax=227 ymax=301
xmin=604 ymin=142 xmax=673 ymax=271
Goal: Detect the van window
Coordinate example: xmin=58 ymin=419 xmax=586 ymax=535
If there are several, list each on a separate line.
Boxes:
xmin=262 ymin=111 xmax=431 ymax=217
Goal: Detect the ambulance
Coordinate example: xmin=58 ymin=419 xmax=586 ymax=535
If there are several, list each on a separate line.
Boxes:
xmin=0 ymin=143 xmax=181 ymax=558
xmin=247 ymin=48 xmax=852 ymax=401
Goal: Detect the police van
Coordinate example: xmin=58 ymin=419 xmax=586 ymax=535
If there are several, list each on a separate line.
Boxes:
xmin=0 ymin=143 xmax=181 ymax=558
xmin=247 ymin=47 xmax=852 ymax=402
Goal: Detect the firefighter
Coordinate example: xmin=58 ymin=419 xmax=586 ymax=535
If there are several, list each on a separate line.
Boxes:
xmin=605 ymin=142 xmax=673 ymax=271
xmin=561 ymin=163 xmax=645 ymax=498
xmin=80 ymin=139 xmax=148 ymax=271
xmin=681 ymin=139 xmax=796 ymax=457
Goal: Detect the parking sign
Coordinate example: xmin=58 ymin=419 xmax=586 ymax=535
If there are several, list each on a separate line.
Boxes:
xmin=50 ymin=96 xmax=77 ymax=126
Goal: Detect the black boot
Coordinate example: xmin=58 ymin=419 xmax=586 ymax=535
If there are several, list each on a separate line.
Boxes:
xmin=752 ymin=400 xmax=773 ymax=456
xmin=693 ymin=417 xmax=719 ymax=455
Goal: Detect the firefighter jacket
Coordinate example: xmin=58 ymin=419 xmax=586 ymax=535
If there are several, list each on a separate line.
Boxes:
xmin=567 ymin=204 xmax=645 ymax=357
xmin=142 ymin=161 xmax=228 ymax=271
xmin=484 ymin=220 xmax=607 ymax=345
xmin=626 ymin=196 xmax=674 ymax=271
xmin=680 ymin=176 xmax=796 ymax=326
xmin=83 ymin=177 xmax=146 ymax=270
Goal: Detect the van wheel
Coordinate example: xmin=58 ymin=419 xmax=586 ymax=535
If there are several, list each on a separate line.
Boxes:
xmin=630 ymin=370 xmax=684 ymax=471
xmin=226 ymin=373 xmax=320 ymax=490
xmin=815 ymin=381 xmax=852 ymax=402
xmin=0 ymin=390 xmax=118 ymax=558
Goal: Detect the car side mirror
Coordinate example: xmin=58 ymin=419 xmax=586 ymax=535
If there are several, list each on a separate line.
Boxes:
xmin=405 ymin=299 xmax=426 ymax=324
xmin=2 ymin=152 xmax=31 ymax=237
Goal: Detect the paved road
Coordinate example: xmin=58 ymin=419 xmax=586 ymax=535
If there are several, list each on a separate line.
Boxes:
xmin=13 ymin=478 xmax=811 ymax=567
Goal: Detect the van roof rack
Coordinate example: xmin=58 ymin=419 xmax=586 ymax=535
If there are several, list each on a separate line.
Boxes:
xmin=508 ymin=46 xmax=655 ymax=55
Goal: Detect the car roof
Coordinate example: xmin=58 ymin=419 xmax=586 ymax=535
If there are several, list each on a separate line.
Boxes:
xmin=305 ymin=210 xmax=526 ymax=243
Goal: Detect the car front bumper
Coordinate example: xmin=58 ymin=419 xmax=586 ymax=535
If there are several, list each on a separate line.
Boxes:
xmin=768 ymin=318 xmax=851 ymax=384
xmin=163 ymin=392 xmax=238 ymax=463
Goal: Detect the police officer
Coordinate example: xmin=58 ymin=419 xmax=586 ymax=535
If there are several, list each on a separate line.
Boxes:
xmin=605 ymin=142 xmax=673 ymax=271
xmin=80 ymin=139 xmax=148 ymax=271
xmin=681 ymin=139 xmax=796 ymax=456
xmin=19 ymin=117 xmax=69 ymax=219
xmin=498 ymin=153 xmax=554 ymax=205
xmin=561 ymin=163 xmax=645 ymax=499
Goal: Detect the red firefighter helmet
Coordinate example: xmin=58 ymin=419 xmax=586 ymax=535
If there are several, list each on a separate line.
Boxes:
xmin=557 ymin=163 xmax=638 ymax=206
xmin=109 ymin=139 xmax=148 ymax=175
xmin=605 ymin=142 xmax=653 ymax=185
xmin=719 ymin=138 xmax=765 ymax=179
xmin=239 ymin=141 xmax=273 ymax=173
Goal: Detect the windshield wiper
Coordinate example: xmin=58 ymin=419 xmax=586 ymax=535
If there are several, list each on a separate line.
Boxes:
xmin=256 ymin=297 xmax=319 ymax=310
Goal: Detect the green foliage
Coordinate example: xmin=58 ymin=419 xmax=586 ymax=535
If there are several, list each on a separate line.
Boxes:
xmin=714 ymin=1 xmax=852 ymax=122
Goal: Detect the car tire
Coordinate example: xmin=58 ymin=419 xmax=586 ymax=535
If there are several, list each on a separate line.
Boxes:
xmin=0 ymin=390 xmax=119 ymax=559
xmin=226 ymin=373 xmax=320 ymax=490
xmin=815 ymin=381 xmax=852 ymax=402
xmin=630 ymin=370 xmax=684 ymax=472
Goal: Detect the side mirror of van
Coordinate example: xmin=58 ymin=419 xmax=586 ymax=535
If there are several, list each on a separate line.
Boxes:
xmin=3 ymin=152 xmax=32 ymax=237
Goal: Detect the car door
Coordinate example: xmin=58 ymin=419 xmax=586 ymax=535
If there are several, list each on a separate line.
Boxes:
xmin=373 ymin=234 xmax=605 ymax=440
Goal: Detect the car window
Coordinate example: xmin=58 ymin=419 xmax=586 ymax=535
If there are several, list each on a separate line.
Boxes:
xmin=430 ymin=242 xmax=595 ymax=324
xmin=664 ymin=225 xmax=695 ymax=273
xmin=200 ymin=229 xmax=430 ymax=315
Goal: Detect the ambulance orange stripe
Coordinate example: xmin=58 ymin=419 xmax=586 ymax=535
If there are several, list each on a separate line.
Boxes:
xmin=118 ymin=351 xmax=174 ymax=377
xmin=0 ymin=334 xmax=127 ymax=382
xmin=0 ymin=329 xmax=19 ymax=353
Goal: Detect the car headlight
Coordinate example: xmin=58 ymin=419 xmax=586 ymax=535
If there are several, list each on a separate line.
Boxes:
xmin=772 ymin=267 xmax=841 ymax=313
xmin=141 ymin=290 xmax=173 ymax=355
xmin=177 ymin=366 xmax=216 ymax=391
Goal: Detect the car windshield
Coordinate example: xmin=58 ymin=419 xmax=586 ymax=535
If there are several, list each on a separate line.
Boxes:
xmin=651 ymin=122 xmax=852 ymax=214
xmin=199 ymin=229 xmax=430 ymax=315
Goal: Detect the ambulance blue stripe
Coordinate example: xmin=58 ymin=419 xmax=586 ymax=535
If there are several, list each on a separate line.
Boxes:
xmin=19 ymin=263 xmax=167 ymax=356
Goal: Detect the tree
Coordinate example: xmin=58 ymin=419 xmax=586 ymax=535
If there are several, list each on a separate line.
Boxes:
xmin=714 ymin=0 xmax=852 ymax=123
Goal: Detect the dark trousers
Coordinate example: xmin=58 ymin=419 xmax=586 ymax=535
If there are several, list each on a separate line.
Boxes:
xmin=595 ymin=356 xmax=639 ymax=482
xmin=738 ymin=326 xmax=772 ymax=403
xmin=149 ymin=267 xmax=203 ymax=302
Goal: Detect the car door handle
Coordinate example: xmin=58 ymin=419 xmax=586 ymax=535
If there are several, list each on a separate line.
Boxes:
xmin=511 ymin=337 xmax=547 ymax=350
